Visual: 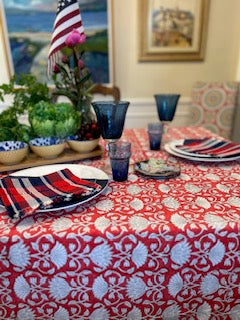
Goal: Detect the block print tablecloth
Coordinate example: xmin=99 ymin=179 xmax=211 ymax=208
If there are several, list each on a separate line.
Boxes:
xmin=0 ymin=127 xmax=240 ymax=320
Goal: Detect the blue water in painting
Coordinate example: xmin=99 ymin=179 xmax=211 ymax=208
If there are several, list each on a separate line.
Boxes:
xmin=4 ymin=10 xmax=109 ymax=83
xmin=5 ymin=10 xmax=107 ymax=32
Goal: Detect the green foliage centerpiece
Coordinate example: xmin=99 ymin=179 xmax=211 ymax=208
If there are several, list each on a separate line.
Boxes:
xmin=0 ymin=0 xmax=100 ymax=143
xmin=0 ymin=74 xmax=50 ymax=142
xmin=0 ymin=74 xmax=82 ymax=142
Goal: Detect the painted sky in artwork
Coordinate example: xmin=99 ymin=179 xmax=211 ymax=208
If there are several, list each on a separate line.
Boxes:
xmin=3 ymin=0 xmax=93 ymax=11
xmin=3 ymin=0 xmax=56 ymax=10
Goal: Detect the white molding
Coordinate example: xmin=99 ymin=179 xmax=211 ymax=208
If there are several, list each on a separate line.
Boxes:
xmin=0 ymin=96 xmax=192 ymax=128
xmin=124 ymin=97 xmax=191 ymax=128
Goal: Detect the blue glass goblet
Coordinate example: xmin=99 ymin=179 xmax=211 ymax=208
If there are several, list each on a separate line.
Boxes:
xmin=92 ymin=101 xmax=129 ymax=145
xmin=154 ymin=94 xmax=180 ymax=144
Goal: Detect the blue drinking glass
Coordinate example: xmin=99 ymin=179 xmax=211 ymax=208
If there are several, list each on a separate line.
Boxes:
xmin=154 ymin=94 xmax=180 ymax=122
xmin=108 ymin=141 xmax=131 ymax=182
xmin=154 ymin=94 xmax=180 ymax=144
xmin=92 ymin=101 xmax=129 ymax=144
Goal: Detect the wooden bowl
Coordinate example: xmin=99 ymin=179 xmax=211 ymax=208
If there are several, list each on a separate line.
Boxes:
xmin=67 ymin=138 xmax=100 ymax=153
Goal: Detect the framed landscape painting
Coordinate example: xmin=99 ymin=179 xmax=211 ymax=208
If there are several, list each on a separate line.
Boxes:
xmin=0 ymin=1 xmax=12 ymax=79
xmin=1 ymin=0 xmax=114 ymax=84
xmin=138 ymin=0 xmax=210 ymax=61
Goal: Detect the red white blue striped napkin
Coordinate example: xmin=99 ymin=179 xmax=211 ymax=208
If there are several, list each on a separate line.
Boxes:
xmin=176 ymin=138 xmax=240 ymax=158
xmin=0 ymin=169 xmax=102 ymax=219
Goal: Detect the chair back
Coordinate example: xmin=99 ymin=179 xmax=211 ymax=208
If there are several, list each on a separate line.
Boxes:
xmin=189 ymin=81 xmax=239 ymax=139
xmin=231 ymin=86 xmax=240 ymax=142
xmin=91 ymin=84 xmax=121 ymax=102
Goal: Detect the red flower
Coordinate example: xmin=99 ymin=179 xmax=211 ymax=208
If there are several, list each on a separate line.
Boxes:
xmin=65 ymin=29 xmax=86 ymax=47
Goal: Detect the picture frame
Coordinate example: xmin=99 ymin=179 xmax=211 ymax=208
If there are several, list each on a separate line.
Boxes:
xmin=0 ymin=0 xmax=13 ymax=80
xmin=1 ymin=0 xmax=115 ymax=84
xmin=138 ymin=0 xmax=210 ymax=62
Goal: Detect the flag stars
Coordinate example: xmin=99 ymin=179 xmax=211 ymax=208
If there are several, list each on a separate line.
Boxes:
xmin=58 ymin=1 xmax=65 ymax=9
xmin=57 ymin=0 xmax=74 ymax=12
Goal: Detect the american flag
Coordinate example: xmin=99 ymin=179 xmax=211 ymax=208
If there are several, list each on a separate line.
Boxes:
xmin=48 ymin=0 xmax=84 ymax=75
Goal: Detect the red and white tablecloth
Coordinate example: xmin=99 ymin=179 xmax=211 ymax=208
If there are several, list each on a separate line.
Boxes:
xmin=0 ymin=127 xmax=240 ymax=320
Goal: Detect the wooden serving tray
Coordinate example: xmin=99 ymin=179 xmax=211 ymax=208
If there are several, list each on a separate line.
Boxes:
xmin=0 ymin=145 xmax=104 ymax=173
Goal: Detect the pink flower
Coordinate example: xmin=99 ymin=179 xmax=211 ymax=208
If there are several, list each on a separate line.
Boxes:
xmin=78 ymin=59 xmax=85 ymax=69
xmin=53 ymin=64 xmax=60 ymax=73
xmin=65 ymin=29 xmax=86 ymax=47
xmin=61 ymin=55 xmax=69 ymax=64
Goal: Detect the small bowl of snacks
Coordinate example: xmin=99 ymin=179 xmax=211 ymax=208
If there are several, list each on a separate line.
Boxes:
xmin=29 ymin=137 xmax=65 ymax=159
xmin=67 ymin=135 xmax=100 ymax=153
xmin=0 ymin=141 xmax=28 ymax=165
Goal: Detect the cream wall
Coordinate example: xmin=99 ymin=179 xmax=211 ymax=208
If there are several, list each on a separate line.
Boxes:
xmin=1 ymin=0 xmax=240 ymax=128
xmin=1 ymin=0 xmax=240 ymax=95
xmin=113 ymin=0 xmax=240 ymax=99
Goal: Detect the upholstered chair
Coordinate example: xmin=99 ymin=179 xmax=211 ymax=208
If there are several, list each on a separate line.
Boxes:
xmin=188 ymin=81 xmax=239 ymax=140
xmin=231 ymin=85 xmax=240 ymax=143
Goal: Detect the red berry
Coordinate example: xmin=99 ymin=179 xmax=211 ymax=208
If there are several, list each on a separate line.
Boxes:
xmin=85 ymin=133 xmax=92 ymax=139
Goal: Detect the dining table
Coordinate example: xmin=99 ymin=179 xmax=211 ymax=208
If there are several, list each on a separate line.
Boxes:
xmin=0 ymin=126 xmax=240 ymax=320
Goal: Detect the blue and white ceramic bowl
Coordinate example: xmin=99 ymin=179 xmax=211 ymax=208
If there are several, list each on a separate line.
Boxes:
xmin=29 ymin=137 xmax=65 ymax=159
xmin=29 ymin=137 xmax=64 ymax=147
xmin=0 ymin=140 xmax=26 ymax=151
xmin=0 ymin=141 xmax=28 ymax=165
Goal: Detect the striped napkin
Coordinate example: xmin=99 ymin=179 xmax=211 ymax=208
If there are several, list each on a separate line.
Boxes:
xmin=0 ymin=169 xmax=102 ymax=219
xmin=176 ymin=138 xmax=240 ymax=157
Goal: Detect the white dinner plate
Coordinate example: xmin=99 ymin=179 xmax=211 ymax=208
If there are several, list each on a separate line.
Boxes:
xmin=10 ymin=164 xmax=109 ymax=212
xmin=168 ymin=139 xmax=240 ymax=158
xmin=165 ymin=140 xmax=240 ymax=162
xmin=168 ymin=139 xmax=217 ymax=158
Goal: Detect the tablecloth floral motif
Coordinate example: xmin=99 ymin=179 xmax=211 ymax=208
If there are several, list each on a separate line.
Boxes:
xmin=0 ymin=127 xmax=240 ymax=320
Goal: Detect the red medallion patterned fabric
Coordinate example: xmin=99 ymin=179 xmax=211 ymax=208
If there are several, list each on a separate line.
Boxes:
xmin=0 ymin=127 xmax=240 ymax=320
xmin=189 ymin=82 xmax=239 ymax=139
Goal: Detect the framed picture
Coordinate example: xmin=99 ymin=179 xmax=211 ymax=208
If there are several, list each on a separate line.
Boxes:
xmin=0 ymin=0 xmax=13 ymax=80
xmin=1 ymin=0 xmax=114 ymax=84
xmin=138 ymin=0 xmax=210 ymax=61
